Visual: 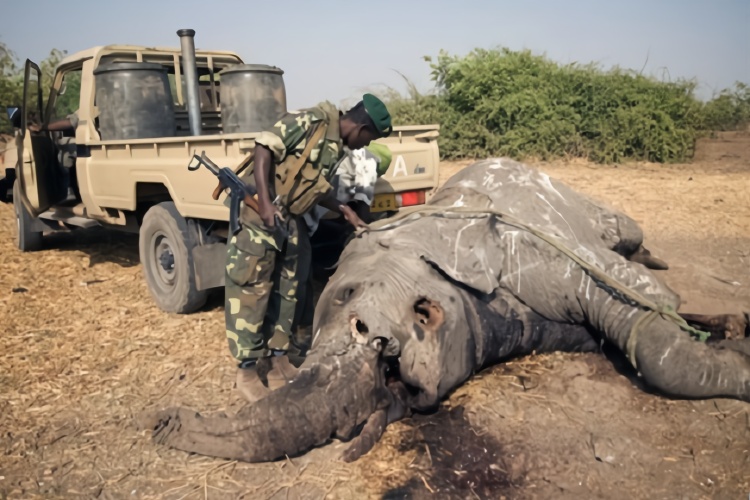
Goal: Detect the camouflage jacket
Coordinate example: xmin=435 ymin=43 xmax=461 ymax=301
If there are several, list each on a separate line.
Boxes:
xmin=241 ymin=102 xmax=343 ymax=218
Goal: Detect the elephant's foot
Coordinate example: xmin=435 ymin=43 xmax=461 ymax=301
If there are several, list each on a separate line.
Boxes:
xmin=680 ymin=312 xmax=749 ymax=341
xmin=715 ymin=338 xmax=750 ymax=357
xmin=629 ymin=245 xmax=669 ymax=270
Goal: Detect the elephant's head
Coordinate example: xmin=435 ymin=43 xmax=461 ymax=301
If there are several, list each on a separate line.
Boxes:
xmin=148 ymin=207 xmax=505 ymax=463
xmin=311 ymin=234 xmax=480 ymax=411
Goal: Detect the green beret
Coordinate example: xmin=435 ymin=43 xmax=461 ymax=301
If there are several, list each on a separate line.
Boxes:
xmin=364 ymin=143 xmax=392 ymax=177
xmin=363 ymin=93 xmax=392 ymax=137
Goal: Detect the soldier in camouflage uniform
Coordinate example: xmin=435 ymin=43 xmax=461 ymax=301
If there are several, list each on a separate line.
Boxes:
xmin=225 ymin=94 xmax=393 ymax=402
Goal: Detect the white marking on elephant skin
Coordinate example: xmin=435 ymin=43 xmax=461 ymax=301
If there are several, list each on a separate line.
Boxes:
xmin=516 ymin=239 xmax=522 ymax=293
xmin=537 ymin=172 xmax=566 ymax=202
xmin=452 ymin=194 xmax=466 ymax=207
xmin=634 ymin=274 xmax=650 ymax=288
xmin=508 ymin=168 xmax=533 ymax=186
xmin=574 ymin=246 xmax=599 ymax=266
xmin=478 ymin=248 xmax=496 ymax=290
xmin=500 ymin=231 xmax=522 ymax=293
xmin=658 ymin=347 xmax=671 ymax=365
xmin=482 ymin=172 xmax=502 ymax=189
xmin=512 ymin=261 xmax=544 ymax=294
xmin=563 ymin=261 xmax=574 ymax=279
xmin=452 ymin=219 xmax=480 ymax=274
xmin=313 ymin=328 xmax=321 ymax=345
xmin=535 ymin=192 xmax=578 ymax=242
xmin=700 ymin=370 xmax=707 ymax=386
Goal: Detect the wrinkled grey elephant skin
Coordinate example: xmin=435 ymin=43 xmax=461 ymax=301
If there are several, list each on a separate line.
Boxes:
xmin=145 ymin=158 xmax=750 ymax=463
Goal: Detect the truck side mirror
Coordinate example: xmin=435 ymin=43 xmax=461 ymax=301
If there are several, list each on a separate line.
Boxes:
xmin=6 ymin=106 xmax=21 ymax=128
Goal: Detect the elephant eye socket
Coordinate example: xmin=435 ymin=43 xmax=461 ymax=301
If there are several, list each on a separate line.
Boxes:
xmin=334 ymin=287 xmax=357 ymax=306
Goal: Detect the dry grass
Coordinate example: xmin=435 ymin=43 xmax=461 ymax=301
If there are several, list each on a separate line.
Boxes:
xmin=1 ymin=133 xmax=749 ymax=498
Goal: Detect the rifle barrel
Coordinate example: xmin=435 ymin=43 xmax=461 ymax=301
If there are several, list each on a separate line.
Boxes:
xmin=200 ymin=152 xmax=222 ymax=171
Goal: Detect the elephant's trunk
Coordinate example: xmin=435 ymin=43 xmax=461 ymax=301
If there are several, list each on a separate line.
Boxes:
xmin=146 ymin=344 xmax=385 ymax=462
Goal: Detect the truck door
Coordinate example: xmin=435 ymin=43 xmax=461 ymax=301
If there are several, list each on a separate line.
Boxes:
xmin=16 ymin=59 xmax=65 ymax=216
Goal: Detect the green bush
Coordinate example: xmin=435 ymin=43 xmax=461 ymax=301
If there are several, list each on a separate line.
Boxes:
xmin=389 ymin=48 xmax=747 ymax=163
xmin=0 ymin=43 xmax=68 ymax=134
xmin=701 ymin=83 xmax=750 ymax=131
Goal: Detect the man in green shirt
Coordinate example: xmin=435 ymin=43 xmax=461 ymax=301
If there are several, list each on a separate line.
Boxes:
xmin=225 ymin=94 xmax=392 ymax=402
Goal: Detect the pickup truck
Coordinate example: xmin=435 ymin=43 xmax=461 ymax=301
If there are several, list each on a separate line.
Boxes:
xmin=3 ymin=29 xmax=440 ymax=314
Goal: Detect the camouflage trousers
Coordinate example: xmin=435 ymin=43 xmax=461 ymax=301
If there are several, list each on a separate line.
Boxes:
xmin=224 ymin=215 xmax=309 ymax=361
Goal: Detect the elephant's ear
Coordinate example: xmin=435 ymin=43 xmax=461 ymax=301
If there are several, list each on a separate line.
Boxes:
xmin=414 ymin=216 xmax=502 ymax=295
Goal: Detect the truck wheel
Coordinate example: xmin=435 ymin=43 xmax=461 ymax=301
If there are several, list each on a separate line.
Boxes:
xmin=139 ymin=202 xmax=208 ymax=314
xmin=13 ymin=181 xmax=43 ymax=252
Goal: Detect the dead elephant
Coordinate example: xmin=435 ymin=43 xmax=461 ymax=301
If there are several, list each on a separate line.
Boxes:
xmin=145 ymin=158 xmax=750 ymax=463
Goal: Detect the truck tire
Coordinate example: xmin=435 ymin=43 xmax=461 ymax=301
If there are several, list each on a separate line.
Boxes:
xmin=139 ymin=202 xmax=208 ymax=314
xmin=13 ymin=181 xmax=43 ymax=252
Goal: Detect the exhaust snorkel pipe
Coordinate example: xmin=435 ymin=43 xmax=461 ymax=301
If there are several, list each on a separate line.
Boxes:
xmin=176 ymin=28 xmax=202 ymax=136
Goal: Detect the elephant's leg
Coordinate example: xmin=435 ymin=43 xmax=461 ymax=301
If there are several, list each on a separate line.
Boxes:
xmin=632 ymin=316 xmax=750 ymax=400
xmin=580 ymin=278 xmax=750 ymax=401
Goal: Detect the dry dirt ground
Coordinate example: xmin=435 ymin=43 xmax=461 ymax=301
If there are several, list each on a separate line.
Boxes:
xmin=1 ymin=133 xmax=748 ymax=499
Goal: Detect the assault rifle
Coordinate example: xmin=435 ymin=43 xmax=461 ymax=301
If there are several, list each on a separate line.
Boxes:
xmin=188 ymin=151 xmax=287 ymax=239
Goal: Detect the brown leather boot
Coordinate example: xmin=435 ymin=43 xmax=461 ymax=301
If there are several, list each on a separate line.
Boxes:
xmin=235 ymin=359 xmax=271 ymax=404
xmin=289 ymin=326 xmax=313 ymax=368
xmin=265 ymin=354 xmax=300 ymax=391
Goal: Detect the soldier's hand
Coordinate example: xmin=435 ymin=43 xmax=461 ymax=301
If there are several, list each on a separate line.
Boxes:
xmin=340 ymin=204 xmax=369 ymax=230
xmin=259 ymin=200 xmax=280 ymax=229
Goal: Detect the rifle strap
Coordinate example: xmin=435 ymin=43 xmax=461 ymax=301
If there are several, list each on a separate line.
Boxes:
xmin=210 ymin=122 xmax=325 ymax=202
xmin=212 ymin=152 xmax=254 ymax=200
xmin=279 ymin=123 xmax=327 ymax=197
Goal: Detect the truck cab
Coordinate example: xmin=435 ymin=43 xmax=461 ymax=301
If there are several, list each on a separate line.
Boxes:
xmin=5 ymin=31 xmax=440 ymax=314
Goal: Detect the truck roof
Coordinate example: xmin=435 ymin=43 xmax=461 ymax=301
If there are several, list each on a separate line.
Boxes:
xmin=59 ymin=44 xmax=244 ymax=68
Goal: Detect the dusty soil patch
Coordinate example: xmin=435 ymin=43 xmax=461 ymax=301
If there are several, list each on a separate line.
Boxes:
xmin=0 ymin=133 xmax=748 ymax=499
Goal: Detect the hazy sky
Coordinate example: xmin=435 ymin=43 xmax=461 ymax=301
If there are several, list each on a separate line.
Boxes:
xmin=3 ymin=0 xmax=748 ymax=108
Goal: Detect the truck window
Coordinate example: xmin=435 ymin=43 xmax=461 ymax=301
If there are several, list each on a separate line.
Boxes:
xmin=167 ymin=72 xmax=185 ymax=106
xmin=52 ymin=69 xmax=82 ymax=122
xmin=167 ymin=66 xmax=221 ymax=109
